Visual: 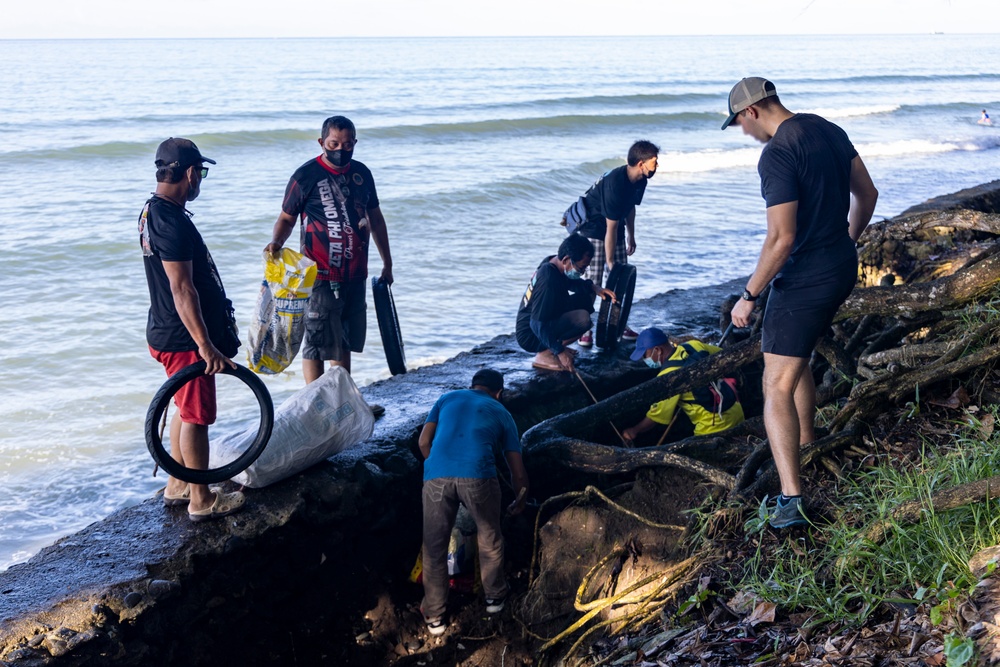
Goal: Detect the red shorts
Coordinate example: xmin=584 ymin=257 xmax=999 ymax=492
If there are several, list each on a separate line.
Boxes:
xmin=149 ymin=347 xmax=217 ymax=425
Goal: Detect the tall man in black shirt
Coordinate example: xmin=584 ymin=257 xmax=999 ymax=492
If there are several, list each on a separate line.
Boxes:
xmin=139 ymin=138 xmax=246 ymax=522
xmin=573 ymin=140 xmax=659 ymax=346
xmin=723 ymin=78 xmax=878 ymax=528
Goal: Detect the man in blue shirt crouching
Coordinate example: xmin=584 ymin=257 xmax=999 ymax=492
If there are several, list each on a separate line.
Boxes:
xmin=417 ymin=369 xmax=530 ymax=635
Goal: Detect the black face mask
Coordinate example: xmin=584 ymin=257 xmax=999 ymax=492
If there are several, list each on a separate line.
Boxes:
xmin=325 ymin=148 xmax=353 ymax=168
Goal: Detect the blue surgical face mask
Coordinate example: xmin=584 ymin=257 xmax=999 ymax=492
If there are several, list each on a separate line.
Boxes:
xmin=565 ymin=267 xmax=581 ymax=280
xmin=643 ymin=356 xmax=661 ymax=369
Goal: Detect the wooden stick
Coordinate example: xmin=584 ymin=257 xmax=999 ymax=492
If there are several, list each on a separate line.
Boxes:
xmin=654 ymin=410 xmax=681 ymax=447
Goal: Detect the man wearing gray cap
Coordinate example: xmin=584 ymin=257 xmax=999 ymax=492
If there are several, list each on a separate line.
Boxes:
xmin=722 ymin=78 xmax=878 ymax=529
xmin=139 ymin=138 xmax=246 ymax=522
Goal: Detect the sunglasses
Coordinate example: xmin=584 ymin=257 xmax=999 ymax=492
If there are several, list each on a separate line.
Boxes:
xmin=198 ymin=166 xmax=209 ymax=179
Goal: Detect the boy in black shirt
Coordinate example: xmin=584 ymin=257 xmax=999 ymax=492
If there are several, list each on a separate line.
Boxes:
xmin=573 ymin=140 xmax=659 ymax=346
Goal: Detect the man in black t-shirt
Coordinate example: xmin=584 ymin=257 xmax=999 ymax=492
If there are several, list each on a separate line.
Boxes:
xmin=723 ymin=77 xmax=879 ymax=528
xmin=572 ymin=140 xmax=659 ymax=346
xmin=139 ymin=137 xmax=245 ymax=523
xmin=515 ymin=235 xmax=616 ymax=372
xmin=265 ymin=116 xmax=393 ymax=412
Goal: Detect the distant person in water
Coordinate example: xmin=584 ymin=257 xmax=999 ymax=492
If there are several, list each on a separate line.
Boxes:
xmin=138 ymin=138 xmax=246 ymax=523
xmin=265 ymin=115 xmax=393 ymax=417
xmin=566 ymin=140 xmax=659 ymax=347
xmin=980 ymin=110 xmax=992 ymax=125
xmin=722 ymin=77 xmax=878 ymax=529
xmin=515 ymin=234 xmax=616 ymax=372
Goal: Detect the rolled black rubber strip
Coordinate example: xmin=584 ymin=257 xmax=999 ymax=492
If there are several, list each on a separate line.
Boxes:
xmin=372 ymin=277 xmax=407 ymax=376
xmin=145 ymin=361 xmax=274 ymax=485
xmin=613 ymin=264 xmax=637 ymax=341
xmin=595 ymin=263 xmax=637 ymax=348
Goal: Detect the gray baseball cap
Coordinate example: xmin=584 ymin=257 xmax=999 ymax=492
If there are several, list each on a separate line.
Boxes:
xmin=722 ymin=77 xmax=777 ymax=130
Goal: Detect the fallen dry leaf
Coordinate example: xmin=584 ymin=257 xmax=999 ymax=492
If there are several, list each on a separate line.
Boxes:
xmin=924 ymin=651 xmax=945 ymax=666
xmin=728 ymin=590 xmax=762 ymax=615
xmin=979 ymin=413 xmax=995 ymax=439
xmin=927 ymin=386 xmax=969 ymax=409
xmin=748 ymin=601 xmax=777 ymax=626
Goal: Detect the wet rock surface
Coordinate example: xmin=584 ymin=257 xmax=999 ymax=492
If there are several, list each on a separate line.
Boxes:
xmin=0 ymin=274 xmax=744 ymax=665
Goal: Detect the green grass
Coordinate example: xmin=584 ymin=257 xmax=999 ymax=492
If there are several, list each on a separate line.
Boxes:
xmin=735 ymin=409 xmax=1000 ymax=629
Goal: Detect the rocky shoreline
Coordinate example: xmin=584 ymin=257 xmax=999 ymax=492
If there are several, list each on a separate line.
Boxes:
xmin=0 ymin=266 xmax=744 ymax=665
xmin=3 ymin=179 xmax=999 ymax=666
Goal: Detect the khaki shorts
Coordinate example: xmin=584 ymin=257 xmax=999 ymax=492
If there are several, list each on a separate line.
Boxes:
xmin=302 ymin=280 xmax=367 ymax=361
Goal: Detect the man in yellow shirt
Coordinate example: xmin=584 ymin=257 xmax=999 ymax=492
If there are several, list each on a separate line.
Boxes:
xmin=622 ymin=328 xmax=744 ymax=443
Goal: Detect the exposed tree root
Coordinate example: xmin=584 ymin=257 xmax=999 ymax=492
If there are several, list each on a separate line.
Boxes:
xmin=522 ymin=213 xmax=1000 ymax=663
xmin=540 ymin=440 xmax=737 ymax=490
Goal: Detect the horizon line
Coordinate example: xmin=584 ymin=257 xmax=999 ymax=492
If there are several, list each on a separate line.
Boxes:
xmin=1 ymin=31 xmax=996 ymax=41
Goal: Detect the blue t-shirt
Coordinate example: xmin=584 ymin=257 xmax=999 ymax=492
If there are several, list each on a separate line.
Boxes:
xmin=423 ymin=389 xmax=521 ymax=481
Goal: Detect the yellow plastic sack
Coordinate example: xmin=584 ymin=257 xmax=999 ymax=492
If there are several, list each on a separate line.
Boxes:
xmin=247 ymin=248 xmax=317 ymax=374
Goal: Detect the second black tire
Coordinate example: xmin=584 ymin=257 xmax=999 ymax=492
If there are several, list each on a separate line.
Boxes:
xmin=595 ymin=263 xmax=637 ymax=349
xmin=372 ymin=277 xmax=407 ymax=376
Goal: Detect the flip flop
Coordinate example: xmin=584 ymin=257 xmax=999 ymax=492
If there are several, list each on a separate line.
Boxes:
xmin=162 ymin=486 xmax=190 ymax=507
xmin=189 ymin=490 xmax=246 ymax=523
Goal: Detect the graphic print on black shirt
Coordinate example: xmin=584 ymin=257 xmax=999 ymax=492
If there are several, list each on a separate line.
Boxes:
xmin=282 ymin=157 xmax=380 ymax=283
xmin=139 ymin=196 xmax=236 ymax=355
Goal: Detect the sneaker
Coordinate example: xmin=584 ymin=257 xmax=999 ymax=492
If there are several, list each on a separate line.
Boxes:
xmin=485 ymin=597 xmax=505 ymax=614
xmin=370 ymin=404 xmax=385 ymax=419
xmin=425 ymin=617 xmax=446 ymax=636
xmin=578 ymin=332 xmax=593 ymax=348
xmin=768 ymin=495 xmax=809 ymax=529
xmin=620 ymin=327 xmax=640 ymax=341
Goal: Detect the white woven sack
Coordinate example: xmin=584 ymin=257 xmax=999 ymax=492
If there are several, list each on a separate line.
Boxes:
xmin=209 ymin=366 xmax=374 ymax=487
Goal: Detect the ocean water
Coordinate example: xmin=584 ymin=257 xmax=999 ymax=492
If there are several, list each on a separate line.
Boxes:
xmin=0 ymin=34 xmax=998 ymax=569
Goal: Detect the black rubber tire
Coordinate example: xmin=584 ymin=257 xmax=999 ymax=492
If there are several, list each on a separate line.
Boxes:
xmin=595 ymin=264 xmax=638 ymax=349
xmin=372 ymin=277 xmax=407 ymax=376
xmin=145 ymin=361 xmax=274 ymax=485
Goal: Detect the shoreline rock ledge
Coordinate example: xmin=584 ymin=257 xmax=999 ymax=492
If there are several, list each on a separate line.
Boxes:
xmin=2 ymin=180 xmax=999 ymax=666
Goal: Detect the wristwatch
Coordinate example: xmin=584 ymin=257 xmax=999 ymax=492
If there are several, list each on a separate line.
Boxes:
xmin=741 ymin=289 xmax=758 ymax=302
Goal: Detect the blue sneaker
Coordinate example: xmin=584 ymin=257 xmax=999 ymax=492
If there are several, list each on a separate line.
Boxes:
xmin=769 ymin=495 xmax=809 ymax=529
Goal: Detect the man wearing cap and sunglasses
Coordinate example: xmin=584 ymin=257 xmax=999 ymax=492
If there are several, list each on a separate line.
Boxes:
xmin=722 ymin=78 xmax=878 ymax=529
xmin=139 ymin=137 xmax=246 ymax=523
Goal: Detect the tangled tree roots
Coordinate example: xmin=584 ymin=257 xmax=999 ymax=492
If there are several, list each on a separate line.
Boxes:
xmin=519 ymin=198 xmax=1000 ymax=663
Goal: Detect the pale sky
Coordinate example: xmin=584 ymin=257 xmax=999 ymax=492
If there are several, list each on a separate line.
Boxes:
xmin=1 ymin=0 xmax=996 ymax=39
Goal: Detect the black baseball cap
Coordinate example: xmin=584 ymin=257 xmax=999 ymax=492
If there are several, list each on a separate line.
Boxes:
xmin=471 ymin=369 xmax=504 ymax=393
xmin=155 ymin=137 xmax=216 ymax=168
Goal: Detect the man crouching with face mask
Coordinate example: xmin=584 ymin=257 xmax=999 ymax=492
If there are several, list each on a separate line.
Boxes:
xmin=515 ymin=234 xmax=616 ymax=372
xmin=622 ymin=328 xmax=744 ymax=445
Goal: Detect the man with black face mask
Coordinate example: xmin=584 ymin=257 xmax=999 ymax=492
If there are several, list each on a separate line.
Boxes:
xmin=571 ymin=139 xmax=659 ymax=348
xmin=266 ymin=116 xmax=394 ymax=414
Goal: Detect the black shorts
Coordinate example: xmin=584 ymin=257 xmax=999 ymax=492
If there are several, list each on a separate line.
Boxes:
xmin=761 ymin=259 xmax=857 ymax=358
xmin=302 ymin=280 xmax=367 ymax=361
